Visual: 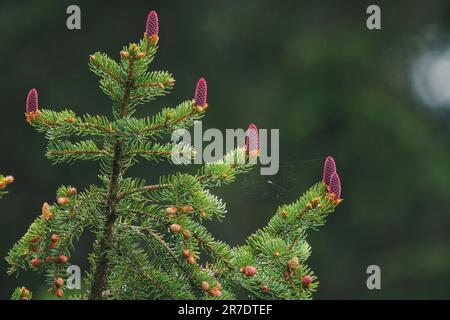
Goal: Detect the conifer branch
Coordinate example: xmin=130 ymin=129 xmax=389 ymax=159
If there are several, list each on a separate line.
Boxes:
xmin=112 ymin=241 xmax=189 ymax=300
xmin=46 ymin=140 xmax=109 ymax=163
xmin=32 ymin=109 xmax=115 ymax=139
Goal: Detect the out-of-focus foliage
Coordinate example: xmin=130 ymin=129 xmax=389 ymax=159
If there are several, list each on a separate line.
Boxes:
xmin=0 ymin=0 xmax=450 ymax=299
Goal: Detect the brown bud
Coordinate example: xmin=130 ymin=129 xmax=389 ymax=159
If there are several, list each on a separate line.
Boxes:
xmin=41 ymin=202 xmax=53 ymax=220
xmin=45 ymin=256 xmax=54 ymax=262
xmin=283 ymin=271 xmax=290 ymax=280
xmin=170 ymin=223 xmax=182 ymax=233
xmin=130 ymin=43 xmax=138 ymax=52
xmin=55 ymin=277 xmax=64 ymax=287
xmin=243 ymin=265 xmax=257 ymax=277
xmin=19 ymin=287 xmax=30 ymax=300
xmin=302 ymin=275 xmax=313 ymax=286
xmin=182 ymin=230 xmax=192 ymax=240
xmin=48 ymin=242 xmax=58 ymax=249
xmin=57 ymin=197 xmax=70 ymax=206
xmin=167 ymin=78 xmax=176 ymax=85
xmin=305 ymin=202 xmax=313 ymax=210
xmin=58 ymin=255 xmax=68 ymax=264
xmin=89 ymin=54 xmax=96 ymax=62
xmin=201 ymin=281 xmax=210 ymax=291
xmin=311 ymin=197 xmax=320 ymax=206
xmin=280 ymin=211 xmax=288 ymax=218
xmin=120 ymin=50 xmax=130 ymax=58
xmin=63 ymin=117 xmax=76 ymax=123
xmin=166 ymin=207 xmax=178 ymax=216
xmin=136 ymin=52 xmax=145 ymax=59
xmin=67 ymin=187 xmax=77 ymax=196
xmin=209 ymin=289 xmax=221 ymax=297
xmin=182 ymin=205 xmax=194 ymax=214
xmin=51 ymin=234 xmax=60 ymax=242
xmin=288 ymin=256 xmax=299 ymax=271
xmin=55 ymin=288 xmax=64 ymax=298
xmin=31 ymin=258 xmax=41 ymax=268
xmin=182 ymin=249 xmax=190 ymax=258
xmin=4 ymin=176 xmax=14 ymax=184
xmin=186 ymin=255 xmax=196 ymax=265
xmin=262 ymin=285 xmax=270 ymax=293
xmin=273 ymin=251 xmax=281 ymax=257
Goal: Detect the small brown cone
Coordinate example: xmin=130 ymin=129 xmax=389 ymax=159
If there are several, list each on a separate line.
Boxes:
xmin=55 ymin=288 xmax=64 ymax=298
xmin=201 ymin=281 xmax=210 ymax=291
xmin=57 ymin=197 xmax=70 ymax=206
xmin=186 ymin=255 xmax=196 ymax=265
xmin=170 ymin=223 xmax=182 ymax=233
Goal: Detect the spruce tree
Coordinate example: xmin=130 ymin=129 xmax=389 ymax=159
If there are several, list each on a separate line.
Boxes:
xmin=6 ymin=10 xmax=343 ymax=300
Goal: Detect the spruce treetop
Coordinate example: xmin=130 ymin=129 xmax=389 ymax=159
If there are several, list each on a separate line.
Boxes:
xmin=7 ymin=10 xmax=343 ymax=300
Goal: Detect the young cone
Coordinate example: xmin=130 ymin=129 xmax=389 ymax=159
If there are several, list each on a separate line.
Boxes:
xmin=245 ymin=124 xmax=259 ymax=159
xmin=194 ymin=78 xmax=208 ymax=111
xmin=329 ymin=171 xmax=342 ymax=203
xmin=144 ymin=10 xmax=159 ymax=44
xmin=322 ymin=156 xmax=336 ymax=186
xmin=25 ymin=88 xmax=39 ymax=124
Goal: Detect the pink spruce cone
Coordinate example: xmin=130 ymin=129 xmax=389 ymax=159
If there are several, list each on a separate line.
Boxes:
xmin=194 ymin=78 xmax=208 ymax=111
xmin=329 ymin=171 xmax=341 ymax=200
xmin=145 ymin=11 xmax=159 ymax=37
xmin=25 ymin=88 xmax=39 ymax=124
xmin=322 ymin=156 xmax=336 ymax=186
xmin=246 ymin=124 xmax=259 ymax=158
xmin=26 ymin=88 xmax=38 ymax=113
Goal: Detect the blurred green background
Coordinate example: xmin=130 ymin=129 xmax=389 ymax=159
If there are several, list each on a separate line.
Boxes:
xmin=1 ymin=0 xmax=450 ymax=299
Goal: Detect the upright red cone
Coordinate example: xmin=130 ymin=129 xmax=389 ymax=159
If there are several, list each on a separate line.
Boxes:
xmin=322 ymin=156 xmax=336 ymax=186
xmin=25 ymin=88 xmax=39 ymax=124
xmin=194 ymin=78 xmax=208 ymax=111
xmin=144 ymin=10 xmax=159 ymax=44
xmin=245 ymin=124 xmax=259 ymax=159
xmin=329 ymin=171 xmax=342 ymax=204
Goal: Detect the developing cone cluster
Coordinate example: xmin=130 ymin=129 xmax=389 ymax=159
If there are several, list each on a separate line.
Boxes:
xmin=322 ymin=156 xmax=342 ymax=204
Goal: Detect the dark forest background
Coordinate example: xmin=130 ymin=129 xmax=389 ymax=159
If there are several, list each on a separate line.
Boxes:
xmin=0 ymin=0 xmax=449 ymax=299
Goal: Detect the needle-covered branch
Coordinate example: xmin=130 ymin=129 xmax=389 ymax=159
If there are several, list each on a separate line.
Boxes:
xmin=6 ymin=185 xmax=105 ymax=283
xmin=128 ymin=141 xmax=195 ymax=162
xmin=107 ymin=236 xmax=194 ymax=300
xmin=231 ymin=183 xmax=341 ymax=300
xmin=115 ymin=100 xmax=204 ymax=141
xmin=46 ymin=140 xmax=109 ymax=164
xmin=123 ymin=148 xmax=254 ymax=199
xmin=31 ymin=109 xmax=115 ymax=140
